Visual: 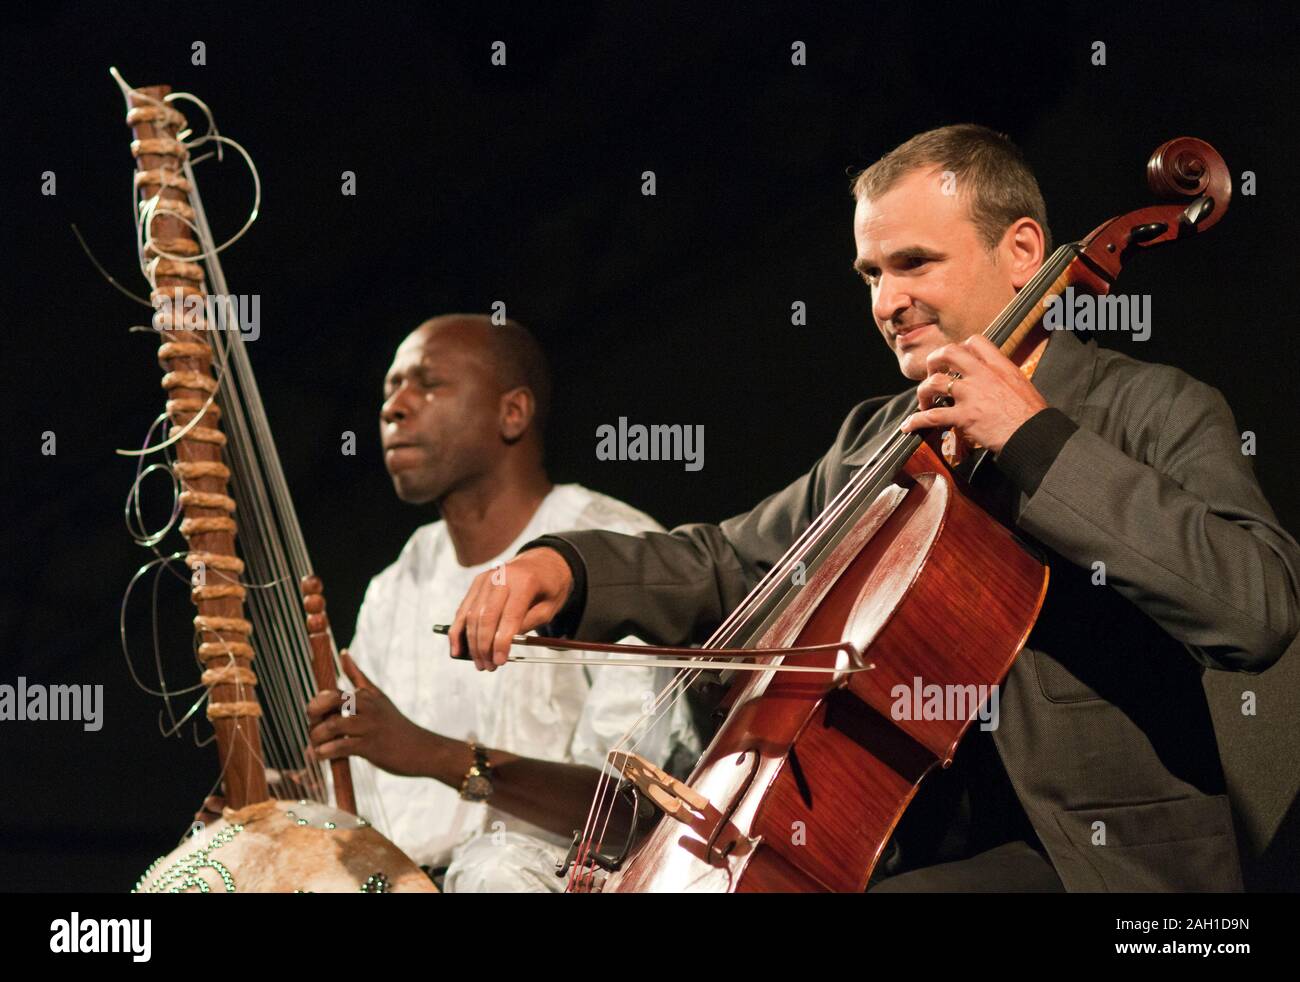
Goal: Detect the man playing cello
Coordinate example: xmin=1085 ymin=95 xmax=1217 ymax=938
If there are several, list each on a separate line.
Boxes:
xmin=450 ymin=126 xmax=1300 ymax=891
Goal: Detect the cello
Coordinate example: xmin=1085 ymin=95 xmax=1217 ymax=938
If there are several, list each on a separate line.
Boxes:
xmin=453 ymin=137 xmax=1232 ymax=892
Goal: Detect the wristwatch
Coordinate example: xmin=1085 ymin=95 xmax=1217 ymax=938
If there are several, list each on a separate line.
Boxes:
xmin=459 ymin=741 xmax=494 ymax=802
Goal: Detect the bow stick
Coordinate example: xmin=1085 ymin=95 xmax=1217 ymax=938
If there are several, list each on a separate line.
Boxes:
xmin=432 ymin=625 xmax=873 ymax=674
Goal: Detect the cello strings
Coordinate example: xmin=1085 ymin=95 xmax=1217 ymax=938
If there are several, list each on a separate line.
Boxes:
xmin=570 ymin=668 xmax=696 ymax=890
xmin=566 ymin=665 xmax=690 ymax=887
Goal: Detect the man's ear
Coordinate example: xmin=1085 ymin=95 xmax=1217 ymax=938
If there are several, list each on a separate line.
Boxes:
xmin=1002 ymin=217 xmax=1046 ymax=289
xmin=499 ymin=386 xmax=536 ymax=443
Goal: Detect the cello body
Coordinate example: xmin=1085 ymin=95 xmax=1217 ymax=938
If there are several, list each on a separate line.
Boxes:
xmin=605 ymin=440 xmax=1048 ymax=892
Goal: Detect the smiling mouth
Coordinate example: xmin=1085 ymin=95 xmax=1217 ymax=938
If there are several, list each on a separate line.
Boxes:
xmin=893 ymin=323 xmax=935 ymax=346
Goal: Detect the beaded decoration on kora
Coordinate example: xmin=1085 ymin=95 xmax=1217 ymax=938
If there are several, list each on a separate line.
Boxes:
xmin=134 ymin=799 xmax=437 ymax=893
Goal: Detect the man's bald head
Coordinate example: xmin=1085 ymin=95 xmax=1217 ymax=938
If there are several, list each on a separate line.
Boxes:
xmin=407 ymin=314 xmax=552 ymax=434
xmin=380 ymin=314 xmax=552 ymax=504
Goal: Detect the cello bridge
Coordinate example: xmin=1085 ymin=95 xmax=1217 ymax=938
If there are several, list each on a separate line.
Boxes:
xmin=608 ymin=750 xmax=708 ymax=823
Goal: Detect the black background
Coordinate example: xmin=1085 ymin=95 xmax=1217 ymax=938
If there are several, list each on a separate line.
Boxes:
xmin=1 ymin=2 xmax=1297 ymax=891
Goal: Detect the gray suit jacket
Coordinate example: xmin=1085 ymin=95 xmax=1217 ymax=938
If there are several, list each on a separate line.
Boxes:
xmin=541 ymin=329 xmax=1300 ymax=891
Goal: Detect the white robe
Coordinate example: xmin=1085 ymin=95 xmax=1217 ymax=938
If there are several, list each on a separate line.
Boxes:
xmin=346 ymin=483 xmax=699 ymax=891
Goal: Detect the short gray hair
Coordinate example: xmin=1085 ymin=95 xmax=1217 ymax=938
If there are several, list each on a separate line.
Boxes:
xmin=850 ymin=124 xmax=1052 ymax=254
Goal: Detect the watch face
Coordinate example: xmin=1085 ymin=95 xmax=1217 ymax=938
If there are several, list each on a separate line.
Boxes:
xmin=463 ymin=775 xmax=493 ymax=800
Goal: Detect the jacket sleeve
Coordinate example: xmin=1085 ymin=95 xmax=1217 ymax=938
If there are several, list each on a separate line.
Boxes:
xmin=997 ymin=377 xmax=1300 ymax=672
xmin=530 ymin=398 xmax=893 ymax=647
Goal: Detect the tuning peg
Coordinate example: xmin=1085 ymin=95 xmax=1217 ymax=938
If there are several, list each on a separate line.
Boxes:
xmin=1128 ymin=221 xmax=1168 ymax=244
xmin=1180 ymin=195 xmax=1215 ymax=228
